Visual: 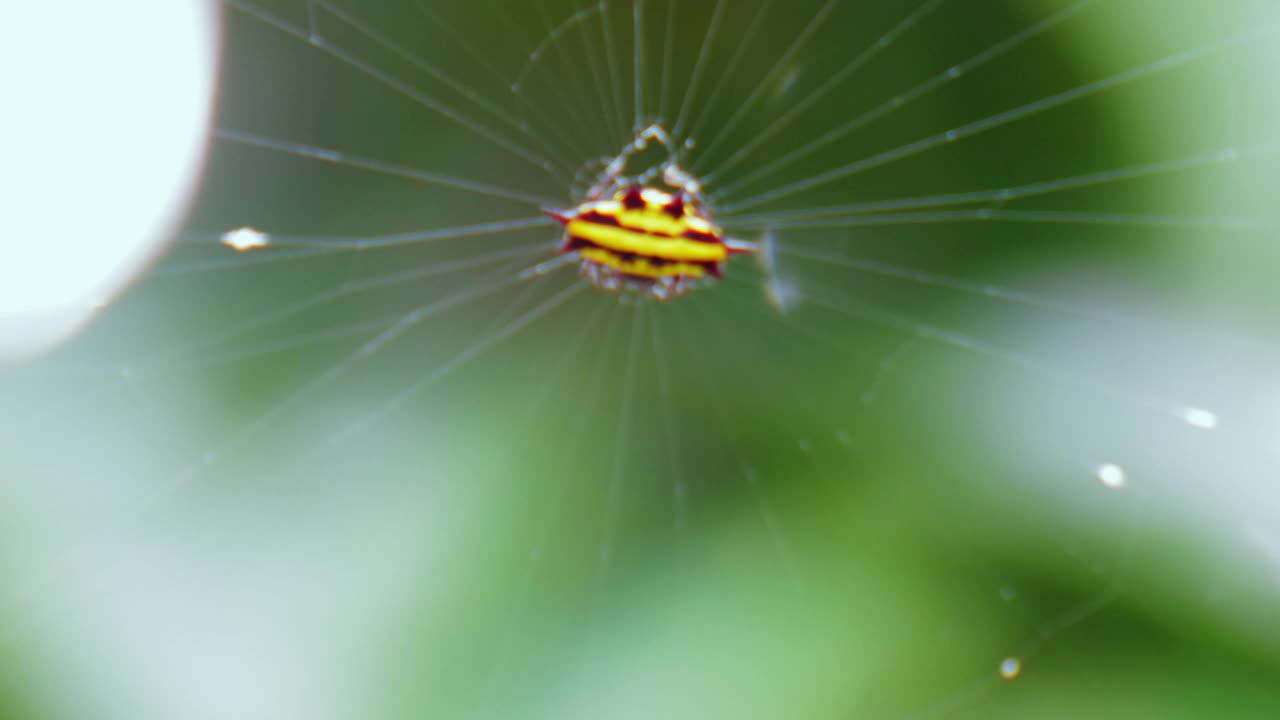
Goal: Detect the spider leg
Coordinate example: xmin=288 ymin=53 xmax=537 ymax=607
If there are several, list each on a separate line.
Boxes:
xmin=543 ymin=207 xmax=574 ymax=225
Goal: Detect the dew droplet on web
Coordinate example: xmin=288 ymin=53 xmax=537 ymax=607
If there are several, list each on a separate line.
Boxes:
xmin=1182 ymin=407 xmax=1219 ymax=430
xmin=1000 ymin=656 xmax=1022 ymax=680
xmin=221 ymin=227 xmax=270 ymax=252
xmin=1095 ymin=463 xmax=1127 ymax=489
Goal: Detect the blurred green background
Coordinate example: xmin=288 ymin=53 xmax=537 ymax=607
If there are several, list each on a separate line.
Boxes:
xmin=3 ymin=1 xmax=1280 ymax=718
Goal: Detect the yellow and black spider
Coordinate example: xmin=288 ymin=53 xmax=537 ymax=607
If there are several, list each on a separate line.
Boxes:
xmin=544 ymin=124 xmax=760 ymax=302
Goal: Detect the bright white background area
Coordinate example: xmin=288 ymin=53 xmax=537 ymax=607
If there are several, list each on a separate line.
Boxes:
xmin=0 ymin=1 xmax=219 ymax=361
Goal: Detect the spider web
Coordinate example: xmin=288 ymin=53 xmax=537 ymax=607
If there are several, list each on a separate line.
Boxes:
xmin=3 ymin=1 xmax=1280 ymax=718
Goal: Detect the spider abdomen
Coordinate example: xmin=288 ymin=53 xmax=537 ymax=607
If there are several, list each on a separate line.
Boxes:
xmin=546 ymin=184 xmax=744 ymax=301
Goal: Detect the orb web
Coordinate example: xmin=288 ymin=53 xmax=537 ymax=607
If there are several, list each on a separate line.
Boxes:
xmin=2 ymin=1 xmax=1280 ymax=718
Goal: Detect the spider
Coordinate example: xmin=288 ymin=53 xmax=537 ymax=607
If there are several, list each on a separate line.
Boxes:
xmin=543 ymin=124 xmax=761 ymax=302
